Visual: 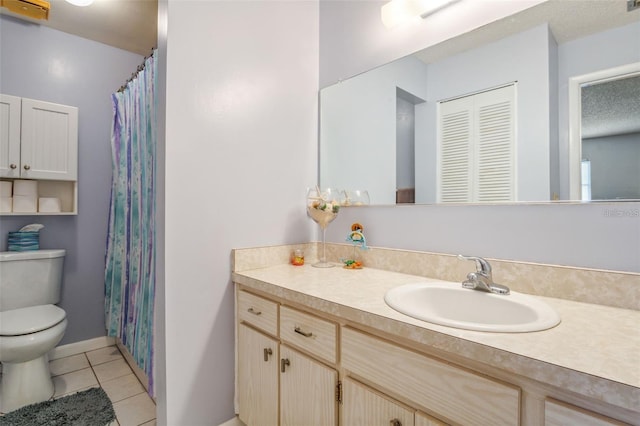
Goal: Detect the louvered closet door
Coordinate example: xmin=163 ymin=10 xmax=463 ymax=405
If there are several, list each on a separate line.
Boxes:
xmin=437 ymin=84 xmax=516 ymax=203
xmin=437 ymin=96 xmax=474 ymax=203
xmin=474 ymin=85 xmax=515 ymax=202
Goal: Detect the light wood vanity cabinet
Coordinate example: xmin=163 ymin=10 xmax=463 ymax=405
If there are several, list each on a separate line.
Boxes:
xmin=236 ymin=290 xmax=338 ymax=426
xmin=236 ymin=286 xmax=635 ymax=426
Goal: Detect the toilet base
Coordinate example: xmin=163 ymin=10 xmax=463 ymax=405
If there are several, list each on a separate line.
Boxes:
xmin=0 ymin=356 xmax=54 ymax=413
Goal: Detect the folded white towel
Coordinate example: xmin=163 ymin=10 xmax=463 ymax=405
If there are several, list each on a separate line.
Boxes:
xmin=13 ymin=195 xmax=37 ymax=212
xmin=0 ymin=197 xmax=11 ymax=213
xmin=39 ymin=197 xmax=61 ymax=213
xmin=13 ymin=179 xmax=38 ymax=196
xmin=0 ymin=181 xmax=12 ymax=197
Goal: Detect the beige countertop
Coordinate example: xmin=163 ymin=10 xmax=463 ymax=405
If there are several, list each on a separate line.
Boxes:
xmin=232 ymin=263 xmax=640 ymax=413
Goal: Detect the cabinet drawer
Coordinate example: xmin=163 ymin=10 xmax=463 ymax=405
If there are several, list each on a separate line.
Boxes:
xmin=341 ymin=327 xmax=520 ymax=426
xmin=280 ymin=306 xmax=337 ymax=364
xmin=237 ymin=290 xmax=278 ymax=336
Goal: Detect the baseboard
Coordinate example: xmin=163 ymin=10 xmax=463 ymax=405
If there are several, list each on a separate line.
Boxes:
xmin=219 ymin=416 xmax=245 ymax=426
xmin=48 ymin=336 xmax=116 ymax=361
xmin=115 ymin=340 xmax=150 ymax=394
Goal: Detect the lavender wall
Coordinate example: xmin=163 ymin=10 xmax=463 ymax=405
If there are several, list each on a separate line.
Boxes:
xmin=0 ymin=15 xmax=143 ymax=344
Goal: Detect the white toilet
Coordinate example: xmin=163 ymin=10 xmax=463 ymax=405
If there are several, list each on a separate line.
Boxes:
xmin=0 ymin=249 xmax=68 ymax=413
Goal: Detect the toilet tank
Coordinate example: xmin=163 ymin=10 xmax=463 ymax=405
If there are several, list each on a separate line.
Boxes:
xmin=0 ymin=249 xmax=66 ymax=312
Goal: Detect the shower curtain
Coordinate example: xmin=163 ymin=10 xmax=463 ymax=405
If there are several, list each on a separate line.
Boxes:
xmin=105 ymin=51 xmax=157 ymax=394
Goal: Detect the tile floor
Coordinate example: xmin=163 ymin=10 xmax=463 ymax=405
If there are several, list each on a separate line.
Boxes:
xmin=3 ymin=345 xmax=156 ymax=426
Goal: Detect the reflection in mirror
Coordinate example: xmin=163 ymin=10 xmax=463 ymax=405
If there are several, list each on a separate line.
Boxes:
xmin=580 ymin=73 xmax=640 ymax=200
xmin=319 ymin=1 xmax=640 ymax=205
xmin=569 ymin=63 xmax=640 ymax=200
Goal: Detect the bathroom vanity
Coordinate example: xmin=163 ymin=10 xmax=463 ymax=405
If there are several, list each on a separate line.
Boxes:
xmin=232 ymin=244 xmax=639 ymax=426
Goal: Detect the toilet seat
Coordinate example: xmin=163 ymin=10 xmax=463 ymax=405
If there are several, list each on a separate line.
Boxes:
xmin=0 ymin=305 xmax=66 ymax=336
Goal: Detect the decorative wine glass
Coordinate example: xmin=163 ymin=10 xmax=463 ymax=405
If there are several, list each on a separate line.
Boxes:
xmin=306 ymin=187 xmax=342 ymax=268
xmin=342 ymin=189 xmax=370 ymax=206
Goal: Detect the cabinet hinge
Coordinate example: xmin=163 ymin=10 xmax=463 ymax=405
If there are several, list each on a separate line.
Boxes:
xmin=335 ymin=380 xmax=342 ymax=404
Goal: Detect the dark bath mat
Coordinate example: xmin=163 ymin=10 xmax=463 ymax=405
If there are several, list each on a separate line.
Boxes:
xmin=0 ymin=387 xmax=115 ymax=426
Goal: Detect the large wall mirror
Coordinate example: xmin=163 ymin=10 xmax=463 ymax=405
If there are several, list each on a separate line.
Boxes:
xmin=319 ymin=0 xmax=640 ymax=205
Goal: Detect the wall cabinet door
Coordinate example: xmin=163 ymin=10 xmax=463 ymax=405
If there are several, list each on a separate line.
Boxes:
xmin=0 ymin=94 xmax=21 ymax=178
xmin=238 ymin=324 xmax=278 ymax=426
xmin=280 ymin=345 xmax=337 ymax=426
xmin=20 ymin=98 xmax=78 ymax=181
xmin=342 ymin=377 xmax=415 ymax=426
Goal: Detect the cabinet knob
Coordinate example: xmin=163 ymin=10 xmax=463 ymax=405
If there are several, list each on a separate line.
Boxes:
xmin=263 ymin=347 xmax=273 ymax=362
xmin=390 ymin=419 xmax=402 ymax=426
xmin=280 ymin=358 xmax=290 ymax=373
xmin=23 ymin=164 xmax=31 ymax=170
xmin=10 ymin=164 xmax=17 ymax=169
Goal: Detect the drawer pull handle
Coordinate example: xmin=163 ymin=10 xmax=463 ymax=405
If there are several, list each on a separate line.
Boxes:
xmin=10 ymin=164 xmax=17 ymax=169
xmin=247 ymin=307 xmax=262 ymax=316
xmin=281 ymin=358 xmax=290 ymax=373
xmin=390 ymin=419 xmax=402 ymax=426
xmin=294 ymin=326 xmax=313 ymax=338
xmin=23 ymin=164 xmax=31 ymax=170
xmin=263 ymin=348 xmax=272 ymax=362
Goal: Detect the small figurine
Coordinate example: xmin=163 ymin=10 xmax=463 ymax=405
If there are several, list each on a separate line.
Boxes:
xmin=343 ymin=223 xmax=369 ymax=269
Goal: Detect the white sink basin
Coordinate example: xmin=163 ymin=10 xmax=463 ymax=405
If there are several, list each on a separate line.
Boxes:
xmin=384 ymin=281 xmax=560 ymax=332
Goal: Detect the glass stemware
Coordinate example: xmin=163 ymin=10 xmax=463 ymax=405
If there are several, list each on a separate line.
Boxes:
xmin=342 ymin=189 xmax=370 ymax=206
xmin=306 ymin=187 xmax=342 ymax=268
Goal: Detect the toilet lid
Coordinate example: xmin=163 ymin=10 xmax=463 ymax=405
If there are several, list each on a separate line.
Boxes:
xmin=0 ymin=305 xmax=66 ymax=336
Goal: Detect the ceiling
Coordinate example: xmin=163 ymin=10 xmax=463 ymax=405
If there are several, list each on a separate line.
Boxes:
xmin=0 ymin=0 xmax=157 ymax=56
xmin=415 ymin=0 xmax=640 ymax=64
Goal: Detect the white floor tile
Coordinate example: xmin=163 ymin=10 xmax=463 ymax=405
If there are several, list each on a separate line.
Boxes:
xmin=52 ymin=368 xmax=99 ymax=398
xmin=93 ymin=359 xmax=133 ymax=383
xmin=86 ymin=346 xmax=123 ymax=366
xmin=101 ymin=373 xmax=145 ymax=403
xmin=49 ymin=353 xmax=90 ymax=376
xmin=113 ymin=392 xmax=156 ymax=426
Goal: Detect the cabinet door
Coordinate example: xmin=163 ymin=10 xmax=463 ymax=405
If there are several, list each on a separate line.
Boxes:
xmin=342 ymin=377 xmax=414 ymax=426
xmin=20 ymin=98 xmax=78 ymax=180
xmin=545 ymin=399 xmax=626 ymax=426
xmin=238 ymin=324 xmax=278 ymax=426
xmin=280 ymin=345 xmax=337 ymax=426
xmin=0 ymin=94 xmax=21 ymax=178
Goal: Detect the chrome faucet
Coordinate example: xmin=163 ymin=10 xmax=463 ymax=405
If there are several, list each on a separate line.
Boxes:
xmin=457 ymin=255 xmax=510 ymax=295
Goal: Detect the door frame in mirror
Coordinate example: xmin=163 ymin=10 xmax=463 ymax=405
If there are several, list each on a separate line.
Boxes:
xmin=568 ymin=62 xmax=640 ymax=200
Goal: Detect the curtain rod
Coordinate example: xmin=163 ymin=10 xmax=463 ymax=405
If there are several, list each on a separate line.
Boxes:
xmin=117 ymin=48 xmax=156 ymax=93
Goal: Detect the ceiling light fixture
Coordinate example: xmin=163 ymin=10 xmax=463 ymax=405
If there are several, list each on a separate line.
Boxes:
xmin=381 ymin=0 xmax=458 ymax=28
xmin=64 ymin=0 xmax=93 ymax=6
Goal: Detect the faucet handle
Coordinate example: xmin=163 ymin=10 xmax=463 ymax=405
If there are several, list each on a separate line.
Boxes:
xmin=457 ymin=255 xmax=492 ymax=276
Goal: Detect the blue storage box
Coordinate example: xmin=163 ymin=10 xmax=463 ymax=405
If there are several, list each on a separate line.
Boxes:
xmin=7 ymin=231 xmax=40 ymax=251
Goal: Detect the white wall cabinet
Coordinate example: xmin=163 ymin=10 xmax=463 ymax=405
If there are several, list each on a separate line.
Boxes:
xmin=0 ymin=94 xmax=78 ymax=215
